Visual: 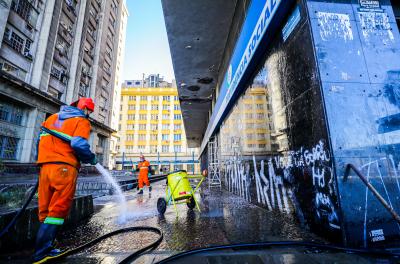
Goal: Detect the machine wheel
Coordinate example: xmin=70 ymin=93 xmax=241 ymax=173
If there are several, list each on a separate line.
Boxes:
xmin=187 ymin=196 xmax=196 ymax=210
xmin=157 ymin=198 xmax=167 ymax=214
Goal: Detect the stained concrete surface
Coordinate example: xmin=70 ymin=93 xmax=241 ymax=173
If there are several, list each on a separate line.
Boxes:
xmin=0 ymin=181 xmax=398 ymax=263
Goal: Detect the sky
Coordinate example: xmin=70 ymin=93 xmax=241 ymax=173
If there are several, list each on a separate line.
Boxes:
xmin=122 ymin=0 xmax=175 ymax=82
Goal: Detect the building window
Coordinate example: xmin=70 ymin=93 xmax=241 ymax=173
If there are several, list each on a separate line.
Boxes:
xmin=256 ymin=104 xmax=264 ymax=110
xmin=162 ymin=124 xmax=169 ymax=130
xmin=174 ymin=114 xmax=182 ymax=120
xmin=151 ymin=114 xmax=158 ymax=120
xmin=174 ymin=134 xmax=181 ymax=141
xmin=153 ymin=96 xmax=159 ymax=101
xmin=140 ymin=96 xmax=147 ymax=100
xmin=139 ymin=124 xmax=146 ymax=130
xmin=162 ymin=134 xmax=169 ymax=141
xmin=174 ymin=124 xmax=181 ymax=130
xmin=127 ymin=124 xmax=135 ymax=130
xmin=128 ymin=104 xmax=135 ymax=110
xmin=127 ymin=114 xmax=134 ymax=120
xmin=150 ymin=145 xmax=157 ymax=153
xmin=0 ymin=58 xmax=27 ymax=80
xmin=174 ymin=96 xmax=179 ymax=101
xmin=138 ymin=134 xmax=146 ymax=141
xmin=256 ymin=113 xmax=264 ymax=119
xmin=162 ymin=145 xmax=169 ymax=153
xmin=140 ymin=104 xmax=147 ymax=110
xmin=162 ymin=114 xmax=169 ymax=120
xmin=0 ymin=135 xmax=19 ymax=160
xmin=174 ymin=145 xmax=181 ymax=153
xmin=150 ymin=124 xmax=158 ymax=130
xmin=151 ymin=104 xmax=158 ymax=110
xmin=150 ymin=134 xmax=158 ymax=141
xmin=128 ymin=96 xmax=136 ymax=101
xmin=126 ymin=134 xmax=134 ymax=141
xmin=138 ymin=145 xmax=145 ymax=150
xmin=162 ymin=96 xmax=170 ymax=101
xmin=78 ymin=84 xmax=89 ymax=97
xmin=8 ymin=31 xmax=24 ymax=54
xmin=11 ymin=0 xmax=36 ymax=26
xmin=162 ymin=104 xmax=169 ymax=110
xmin=139 ymin=114 xmax=146 ymax=120
xmin=0 ymin=102 xmax=24 ymax=125
xmin=174 ymin=104 xmax=180 ymax=110
xmin=245 ymin=113 xmax=253 ymax=119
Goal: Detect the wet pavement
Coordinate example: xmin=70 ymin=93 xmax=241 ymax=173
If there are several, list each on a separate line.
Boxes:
xmin=1 ymin=181 xmax=399 ymax=263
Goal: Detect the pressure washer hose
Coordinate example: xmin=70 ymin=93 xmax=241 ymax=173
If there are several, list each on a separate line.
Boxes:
xmin=0 ymin=180 xmax=163 ymax=263
xmin=0 ymin=181 xmax=39 ymax=238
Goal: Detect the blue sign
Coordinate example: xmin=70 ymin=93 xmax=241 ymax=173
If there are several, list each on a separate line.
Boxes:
xmin=200 ymin=0 xmax=285 ymax=153
xmin=282 ymin=5 xmax=301 ymax=42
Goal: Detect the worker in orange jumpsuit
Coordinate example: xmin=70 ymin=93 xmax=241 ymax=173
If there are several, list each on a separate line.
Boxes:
xmin=33 ymin=98 xmax=97 ymax=263
xmin=136 ymin=154 xmax=152 ymax=194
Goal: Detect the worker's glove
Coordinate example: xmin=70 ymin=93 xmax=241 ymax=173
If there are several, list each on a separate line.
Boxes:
xmin=90 ymin=156 xmax=97 ymax=165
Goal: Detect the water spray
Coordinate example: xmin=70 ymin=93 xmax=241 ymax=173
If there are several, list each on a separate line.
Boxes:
xmin=0 ymin=126 xmax=163 ymax=263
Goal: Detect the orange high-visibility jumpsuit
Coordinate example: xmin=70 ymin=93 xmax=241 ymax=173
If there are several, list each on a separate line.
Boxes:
xmin=37 ymin=113 xmax=91 ymax=224
xmin=137 ymin=160 xmax=150 ymax=189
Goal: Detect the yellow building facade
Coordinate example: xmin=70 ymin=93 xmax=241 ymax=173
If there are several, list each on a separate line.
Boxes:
xmin=117 ymin=81 xmax=200 ymax=173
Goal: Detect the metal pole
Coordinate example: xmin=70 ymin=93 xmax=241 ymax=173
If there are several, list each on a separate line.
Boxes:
xmin=122 ymin=152 xmax=125 ymax=170
xmin=158 ymin=151 xmax=160 ymax=173
xmin=192 ymin=151 xmax=195 ymax=175
xmin=344 ymin=164 xmax=400 ymax=224
xmin=175 ymin=151 xmax=177 ymax=171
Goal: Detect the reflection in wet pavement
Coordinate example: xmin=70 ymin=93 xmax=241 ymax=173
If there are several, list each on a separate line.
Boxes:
xmin=58 ymin=181 xmax=325 ymax=263
xmin=3 ymin=181 xmax=386 ymax=263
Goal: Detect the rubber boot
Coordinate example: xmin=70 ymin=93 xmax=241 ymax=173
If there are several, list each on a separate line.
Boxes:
xmin=32 ymin=223 xmax=66 ymax=263
xmin=138 ymin=188 xmax=143 ymax=194
xmin=149 ymin=186 xmax=152 ymax=192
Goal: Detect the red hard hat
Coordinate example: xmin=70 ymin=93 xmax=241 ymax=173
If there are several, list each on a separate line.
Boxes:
xmin=71 ymin=98 xmax=95 ymax=112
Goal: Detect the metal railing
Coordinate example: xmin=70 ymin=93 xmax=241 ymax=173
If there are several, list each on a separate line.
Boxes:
xmin=343 ymin=163 xmax=400 ymax=224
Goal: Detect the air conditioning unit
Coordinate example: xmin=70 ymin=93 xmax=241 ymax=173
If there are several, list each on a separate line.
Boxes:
xmin=81 ymin=67 xmax=88 ymax=75
xmin=25 ymin=24 xmax=33 ymax=32
xmin=56 ymin=43 xmax=64 ymax=51
xmin=23 ymin=51 xmax=33 ymax=60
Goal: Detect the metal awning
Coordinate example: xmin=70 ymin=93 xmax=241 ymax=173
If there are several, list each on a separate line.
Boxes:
xmin=161 ymin=0 xmax=237 ymax=147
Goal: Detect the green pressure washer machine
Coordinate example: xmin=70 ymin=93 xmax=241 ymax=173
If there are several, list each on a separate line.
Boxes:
xmin=157 ymin=170 xmax=205 ymax=216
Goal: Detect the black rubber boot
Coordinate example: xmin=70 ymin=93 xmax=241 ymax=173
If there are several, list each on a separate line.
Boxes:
xmin=138 ymin=189 xmax=143 ymax=195
xmin=149 ymin=186 xmax=152 ymax=192
xmin=32 ymin=223 xmax=66 ymax=263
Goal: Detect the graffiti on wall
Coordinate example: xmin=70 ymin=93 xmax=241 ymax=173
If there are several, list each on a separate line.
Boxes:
xmin=224 ymin=157 xmax=252 ymax=202
xmin=221 ymin=140 xmax=341 ymax=229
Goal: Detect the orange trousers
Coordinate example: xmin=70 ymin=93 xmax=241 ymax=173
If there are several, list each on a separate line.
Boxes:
xmin=138 ymin=172 xmax=150 ymax=189
xmin=38 ymin=163 xmax=78 ymax=222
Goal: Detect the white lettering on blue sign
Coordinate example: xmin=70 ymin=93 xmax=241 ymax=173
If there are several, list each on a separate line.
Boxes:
xmin=201 ymin=0 xmax=282 ymax=153
xmin=282 ymin=5 xmax=301 ymax=41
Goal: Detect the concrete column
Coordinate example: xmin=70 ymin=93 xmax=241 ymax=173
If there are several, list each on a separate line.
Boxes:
xmin=66 ymin=0 xmax=88 ymax=104
xmin=89 ymin=0 xmax=106 ymax=99
xmin=30 ymin=0 xmax=56 ymax=89
xmin=20 ymin=108 xmax=39 ymax=162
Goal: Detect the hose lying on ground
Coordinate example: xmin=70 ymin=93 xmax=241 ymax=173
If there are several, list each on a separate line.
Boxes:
xmin=0 ymin=180 xmax=163 ymax=263
xmin=64 ymin=226 xmax=163 ymax=264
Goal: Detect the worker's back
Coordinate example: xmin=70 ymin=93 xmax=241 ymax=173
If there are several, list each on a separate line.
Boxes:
xmin=37 ymin=106 xmax=91 ymax=168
